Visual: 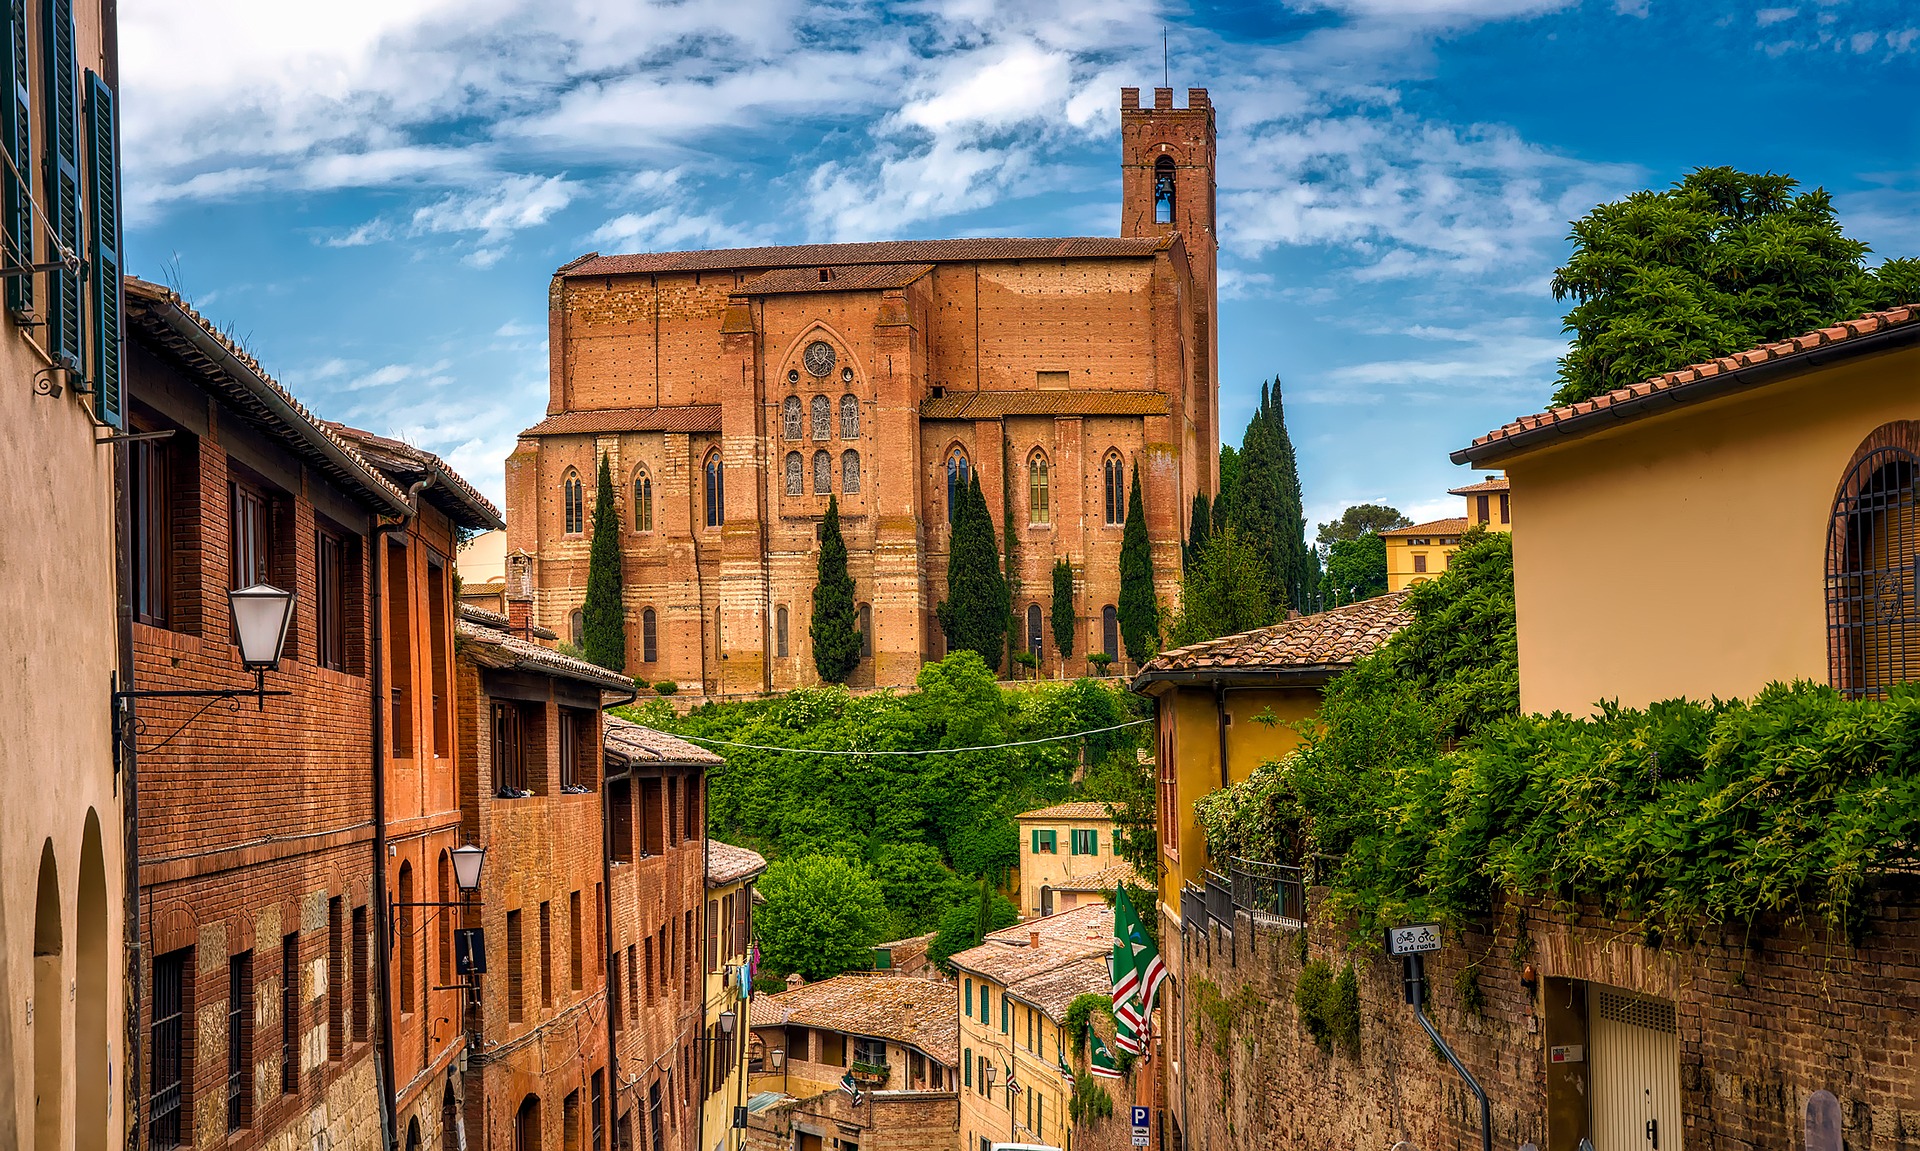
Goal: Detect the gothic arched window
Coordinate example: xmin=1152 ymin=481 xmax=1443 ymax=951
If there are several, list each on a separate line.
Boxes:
xmin=1103 ymin=452 xmax=1126 ymax=526
xmin=812 ymin=450 xmax=831 ymax=495
xmin=1101 ymin=604 xmax=1118 ymax=659
xmin=703 ymin=450 xmax=724 ymax=528
xmin=1154 ymin=155 xmax=1175 ymax=225
xmin=562 ymin=468 xmax=583 ymax=534
xmin=1028 ymin=451 xmax=1050 ymax=525
xmin=811 ymin=395 xmax=831 ymax=441
xmin=842 ymin=450 xmax=861 ymax=494
xmin=1828 ymin=421 xmax=1920 ymax=698
xmin=1028 ymin=603 xmax=1043 ymax=658
xmin=858 ymin=603 xmax=872 ymax=659
xmin=632 ymin=469 xmax=653 ymax=533
xmin=785 ymin=452 xmax=804 ymax=496
xmin=946 ymin=451 xmax=971 ymax=521
xmin=840 ymin=394 xmax=860 ymax=439
xmin=783 ymin=396 xmax=803 ymax=440
xmin=641 ymin=608 xmax=657 ymax=663
xmin=775 ymin=605 xmax=789 ymax=658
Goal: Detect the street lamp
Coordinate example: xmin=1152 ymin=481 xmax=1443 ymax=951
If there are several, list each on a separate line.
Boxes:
xmin=112 ymin=583 xmax=297 ymax=757
xmin=719 ymin=1009 xmax=737 ymax=1036
xmin=450 ymin=844 xmax=486 ymax=893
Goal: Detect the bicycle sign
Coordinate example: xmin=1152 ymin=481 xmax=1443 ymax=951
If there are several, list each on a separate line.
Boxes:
xmin=1384 ymin=923 xmax=1441 ymax=956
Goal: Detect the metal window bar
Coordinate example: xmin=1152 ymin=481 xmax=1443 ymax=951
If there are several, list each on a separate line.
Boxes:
xmin=1827 ymin=449 xmax=1918 ymax=699
xmin=1228 ymin=857 xmax=1307 ymax=927
xmin=1179 ymin=882 xmax=1205 ymax=933
xmin=150 ymin=951 xmax=185 ymax=1149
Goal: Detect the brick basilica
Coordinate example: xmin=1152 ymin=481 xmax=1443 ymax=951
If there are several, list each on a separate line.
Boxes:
xmin=506 ymin=87 xmax=1219 ymax=694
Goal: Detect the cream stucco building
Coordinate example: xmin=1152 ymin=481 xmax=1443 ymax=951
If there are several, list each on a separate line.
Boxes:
xmin=1014 ymin=802 xmax=1141 ymax=919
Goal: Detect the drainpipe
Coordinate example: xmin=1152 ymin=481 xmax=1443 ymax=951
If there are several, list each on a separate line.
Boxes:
xmin=699 ymin=788 xmax=712 ymax=1151
xmin=372 ymin=476 xmax=432 ymax=1151
xmin=113 ymin=417 xmax=141 ymax=1149
xmin=600 ymin=757 xmax=621 ymax=1135
xmin=1212 ymin=681 xmax=1229 ymax=791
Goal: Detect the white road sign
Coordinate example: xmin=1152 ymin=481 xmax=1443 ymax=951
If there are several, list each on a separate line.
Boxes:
xmin=1385 ymin=923 xmax=1442 ymax=956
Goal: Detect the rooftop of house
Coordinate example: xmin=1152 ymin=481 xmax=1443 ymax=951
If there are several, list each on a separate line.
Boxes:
xmin=457 ymin=602 xmax=557 ymax=641
xmin=1132 ymin=590 xmax=1413 ymax=690
xmin=1016 ymin=802 xmax=1113 ymax=823
xmin=748 ymin=975 xmax=959 ymax=1067
xmin=875 ymin=931 xmax=939 ymax=951
xmin=1052 ymin=862 xmax=1145 ymax=895
xmin=456 ymin=614 xmax=636 ymax=694
xmin=323 ymin=423 xmax=505 ymax=531
xmin=950 ymin=903 xmax=1114 ymax=988
xmin=1446 ymin=475 xmax=1509 ymax=495
xmin=557 ymin=235 xmax=1176 ymax=280
xmin=1006 ymin=954 xmax=1113 ymax=1021
xmin=708 ymin=840 xmax=768 ymax=887
xmin=1455 ymin=305 xmax=1920 ymax=466
xmin=1379 ymin=517 xmax=1469 ymax=538
xmin=602 ymin=713 xmax=722 ymax=767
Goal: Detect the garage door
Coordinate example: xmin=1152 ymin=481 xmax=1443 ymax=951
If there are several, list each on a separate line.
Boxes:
xmin=1589 ymin=987 xmax=1680 ymax=1151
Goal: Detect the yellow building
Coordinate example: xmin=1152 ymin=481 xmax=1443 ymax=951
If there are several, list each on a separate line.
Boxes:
xmin=703 ymin=840 xmax=767 ymax=1151
xmin=952 ymin=903 xmax=1115 ymax=1151
xmin=1015 ymin=802 xmax=1143 ymax=918
xmin=1379 ymin=474 xmax=1509 ymax=592
xmin=1452 ymin=305 xmax=1920 ymax=713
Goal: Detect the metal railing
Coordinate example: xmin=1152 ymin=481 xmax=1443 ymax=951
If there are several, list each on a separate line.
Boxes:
xmin=1228 ymin=857 xmax=1307 ymax=927
xmin=1203 ymin=869 xmax=1233 ymax=932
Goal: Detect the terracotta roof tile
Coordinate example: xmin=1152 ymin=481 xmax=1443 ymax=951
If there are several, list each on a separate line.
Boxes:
xmin=604 ymin=715 xmax=722 ymax=766
xmin=736 ymin=264 xmax=934 ymax=295
xmin=560 ymin=236 xmax=1172 ymax=278
xmin=1134 ymin=590 xmax=1412 ymax=684
xmin=1006 ymin=956 xmax=1112 ymax=1021
xmin=950 ymin=903 xmax=1114 ymax=987
xmin=1456 ymin=305 xmax=1920 ymax=464
xmin=1379 ymin=517 xmax=1468 ymax=537
xmin=920 ymin=390 xmax=1168 ymax=420
xmin=457 ymin=604 xmax=510 ymax=629
xmin=1052 ymin=862 xmax=1146 ymax=895
xmin=521 ymin=405 xmax=722 ymax=437
xmin=1016 ymin=802 xmax=1112 ymax=822
xmin=748 ymin=976 xmax=958 ymax=1066
xmin=456 ymin=618 xmax=636 ymax=693
xmin=707 ymin=840 xmax=767 ymax=886
xmin=325 ymin=423 xmax=504 ymax=531
xmin=1445 ymin=476 xmax=1509 ymax=495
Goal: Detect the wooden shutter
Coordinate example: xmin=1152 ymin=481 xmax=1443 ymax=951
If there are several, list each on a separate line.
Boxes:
xmin=85 ymin=70 xmax=119 ymax=425
xmin=41 ymin=0 xmax=79 ymax=368
xmin=2 ymin=0 xmax=27 ymax=315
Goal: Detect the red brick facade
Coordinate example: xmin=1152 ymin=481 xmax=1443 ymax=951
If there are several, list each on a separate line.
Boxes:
xmin=508 ymin=88 xmax=1219 ymax=695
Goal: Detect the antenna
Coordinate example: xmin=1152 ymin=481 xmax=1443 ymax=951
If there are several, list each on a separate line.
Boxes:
xmin=1163 ymin=26 xmax=1170 ymax=89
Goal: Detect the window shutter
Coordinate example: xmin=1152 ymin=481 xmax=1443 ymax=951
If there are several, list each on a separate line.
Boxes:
xmin=41 ymin=0 xmax=79 ymax=369
xmin=1089 ymin=830 xmax=1098 ymax=855
xmin=84 ymin=70 xmax=119 ymax=427
xmin=2 ymin=0 xmax=28 ymax=315
xmin=1030 ymin=830 xmax=1040 ymax=855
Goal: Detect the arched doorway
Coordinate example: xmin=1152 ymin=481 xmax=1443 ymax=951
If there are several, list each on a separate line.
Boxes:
xmin=441 ymin=1081 xmax=462 ymax=1151
xmin=1040 ymin=885 xmax=1054 ymax=917
xmin=406 ymin=1116 xmax=422 ymax=1151
xmin=76 ymin=812 xmax=108 ymax=1151
xmin=34 ymin=840 xmax=64 ymax=1151
xmin=514 ymin=1095 xmax=541 ymax=1151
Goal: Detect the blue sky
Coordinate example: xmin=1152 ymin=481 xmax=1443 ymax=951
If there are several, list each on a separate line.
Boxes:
xmin=121 ymin=0 xmax=1919 ymax=529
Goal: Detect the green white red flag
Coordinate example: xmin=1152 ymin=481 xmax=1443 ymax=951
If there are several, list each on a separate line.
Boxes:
xmin=1109 ymin=885 xmax=1167 ymax=1053
xmin=1088 ymin=1031 xmax=1123 ymax=1080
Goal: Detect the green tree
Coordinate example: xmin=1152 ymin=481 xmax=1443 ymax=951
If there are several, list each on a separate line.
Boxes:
xmin=580 ymin=454 xmax=626 ymax=670
xmin=928 ymin=879 xmax=1019 ymax=971
xmin=937 ymin=476 xmax=1010 ymax=672
xmin=1319 ymin=533 xmax=1389 ymax=605
xmin=1081 ymin=748 xmax=1158 ymax=885
xmin=1315 ymin=504 xmax=1410 ymax=548
xmin=755 ymin=854 xmax=889 ymax=981
xmin=1117 ymin=462 xmax=1159 ymax=665
xmin=1552 ymin=166 xmax=1920 ymax=406
xmin=1221 ymin=382 xmax=1310 ymax=613
xmin=1184 ymin=493 xmax=1212 ymax=572
xmin=1217 ymin=444 xmax=1240 ymax=516
xmin=868 ymin=842 xmax=971 ymax=937
xmin=1168 ymin=526 xmax=1280 ymax=647
xmin=1051 ymin=558 xmax=1076 ymax=660
xmin=810 ymin=496 xmax=861 ymax=683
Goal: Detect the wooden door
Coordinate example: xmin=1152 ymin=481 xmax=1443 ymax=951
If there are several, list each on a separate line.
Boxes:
xmin=1590 ymin=987 xmax=1680 ymax=1151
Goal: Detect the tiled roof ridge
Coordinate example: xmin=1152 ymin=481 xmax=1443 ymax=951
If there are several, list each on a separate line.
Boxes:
xmin=1137 ymin=589 xmax=1414 ymax=678
xmin=123 ymin=277 xmax=412 ymax=511
xmin=456 ymin=618 xmax=635 ymax=691
xmin=1461 ymin=305 xmax=1919 ymax=460
xmin=1015 ymin=801 xmax=1113 ymax=821
xmin=604 ymin=714 xmax=723 ymax=765
xmin=1445 ymin=476 xmax=1509 ymax=495
xmin=325 ymin=421 xmax=504 ymax=529
xmin=558 ymin=235 xmax=1175 ymax=278
xmin=1379 ymin=516 xmax=1469 ymax=536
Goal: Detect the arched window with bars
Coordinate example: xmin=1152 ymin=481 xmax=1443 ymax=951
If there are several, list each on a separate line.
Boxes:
xmin=811 ymin=395 xmax=831 ymax=441
xmin=562 ymin=468 xmax=583 ymax=534
xmin=946 ymin=450 xmax=971 ymax=521
xmin=1827 ymin=421 xmax=1920 ymax=698
xmin=1103 ymin=452 xmax=1125 ymax=526
xmin=631 ymin=469 xmax=653 ymax=533
xmin=812 ymin=450 xmax=831 ymax=495
xmin=785 ymin=452 xmax=804 ymax=496
xmin=840 ymin=394 xmax=860 ymax=439
xmin=841 ymin=450 xmax=861 ymax=494
xmin=703 ymin=450 xmax=724 ymax=528
xmin=1028 ymin=451 xmax=1050 ymax=524
xmin=1027 ymin=603 xmax=1043 ymax=658
xmin=783 ymin=396 xmax=803 ymax=440
xmin=641 ymin=608 xmax=657 ymax=663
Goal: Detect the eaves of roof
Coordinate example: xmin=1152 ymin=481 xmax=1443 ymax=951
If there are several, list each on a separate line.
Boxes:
xmin=326 ymin=423 xmax=504 ymax=531
xmin=557 ymin=236 xmax=1174 ymax=278
xmin=456 ymin=619 xmax=637 ymax=695
xmin=520 ymin=405 xmax=722 ymax=437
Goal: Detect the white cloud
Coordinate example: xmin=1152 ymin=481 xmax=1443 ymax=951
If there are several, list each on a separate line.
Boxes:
xmin=412 ymin=175 xmax=577 ymax=243
xmin=1756 ymin=8 xmax=1798 ymax=25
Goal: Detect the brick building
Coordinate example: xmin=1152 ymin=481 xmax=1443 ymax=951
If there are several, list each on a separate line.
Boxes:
xmin=600 ymin=715 xmax=720 ymax=1150
xmin=331 ymin=425 xmax=505 ymax=1146
xmin=507 ymin=87 xmax=1220 ymax=694
xmin=454 ymin=608 xmax=634 ymax=1148
xmin=124 ymin=279 xmax=417 ymax=1148
xmin=1 ymin=0 xmax=126 ymax=1143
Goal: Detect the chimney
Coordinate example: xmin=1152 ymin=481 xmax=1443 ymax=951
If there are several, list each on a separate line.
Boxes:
xmin=507 ymin=599 xmax=532 ymax=636
xmin=786 ymin=972 xmax=804 ymax=991
xmin=1029 ymin=930 xmax=1041 ymax=950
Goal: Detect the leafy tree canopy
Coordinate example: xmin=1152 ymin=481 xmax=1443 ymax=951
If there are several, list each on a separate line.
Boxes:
xmin=928 ymin=883 xmax=1019 ymax=972
xmin=1168 ymin=526 xmax=1280 ymax=648
xmin=1552 ymin=166 xmax=1920 ymax=406
xmin=1315 ymin=504 xmax=1410 ymax=547
xmin=755 ymin=854 xmax=889 ymax=981
xmin=1319 ymin=533 xmax=1389 ymax=606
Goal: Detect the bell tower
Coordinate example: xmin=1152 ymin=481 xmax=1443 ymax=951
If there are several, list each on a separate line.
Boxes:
xmin=1122 ymin=86 xmax=1218 ymax=491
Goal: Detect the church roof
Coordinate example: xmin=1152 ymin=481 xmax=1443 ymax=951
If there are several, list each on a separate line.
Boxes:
xmin=557 ymin=235 xmax=1174 ymax=278
xmin=736 ymin=263 xmax=935 ymax=295
xmin=522 ymin=404 xmax=723 ymax=437
xmin=920 ymin=389 xmax=1169 ymax=420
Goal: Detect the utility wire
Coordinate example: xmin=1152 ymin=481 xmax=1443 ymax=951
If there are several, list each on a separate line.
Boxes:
xmin=673 ymin=718 xmax=1150 ymax=758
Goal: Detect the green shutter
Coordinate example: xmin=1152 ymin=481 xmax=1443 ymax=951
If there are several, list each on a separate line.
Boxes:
xmin=40 ymin=0 xmax=78 ymax=369
xmin=1089 ymin=829 xmax=1098 ymax=855
xmin=84 ymin=70 xmax=117 ymax=427
xmin=964 ymin=1048 xmax=972 ymax=1087
xmin=1031 ymin=829 xmax=1041 ymax=854
xmin=873 ymin=947 xmax=891 ymax=970
xmin=965 ymin=979 xmax=972 ymax=1015
xmin=2 ymin=0 xmax=28 ymax=315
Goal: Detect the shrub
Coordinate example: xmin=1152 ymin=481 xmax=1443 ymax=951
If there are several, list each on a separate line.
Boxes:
xmin=1069 ymin=1072 xmax=1114 ymax=1123
xmin=1063 ymin=993 xmax=1109 ymax=1055
xmin=1294 ymin=960 xmax=1335 ymax=1049
xmin=1089 ymin=652 xmax=1114 ymax=674
xmin=653 ymin=680 xmax=678 ymax=696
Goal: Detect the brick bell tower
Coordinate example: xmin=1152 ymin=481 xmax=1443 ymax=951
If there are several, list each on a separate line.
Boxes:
xmin=1122 ymin=86 xmax=1219 ymax=492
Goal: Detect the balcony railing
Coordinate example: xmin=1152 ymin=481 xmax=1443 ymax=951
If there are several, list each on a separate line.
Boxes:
xmin=1228 ymin=857 xmax=1307 ymax=928
xmin=1203 ymin=868 xmax=1233 ymax=933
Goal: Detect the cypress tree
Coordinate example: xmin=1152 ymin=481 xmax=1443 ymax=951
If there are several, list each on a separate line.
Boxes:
xmin=1050 ymin=558 xmax=1075 ymax=660
xmin=580 ymin=454 xmax=626 ymax=670
xmin=1267 ymin=384 xmax=1313 ymax=610
xmin=1184 ymin=492 xmax=1212 ymax=572
xmin=810 ymin=496 xmax=861 ymax=683
xmin=1222 ymin=380 xmax=1311 ymax=613
xmin=1117 ymin=462 xmax=1159 ymax=665
xmin=936 ymin=475 xmax=1009 ymax=672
